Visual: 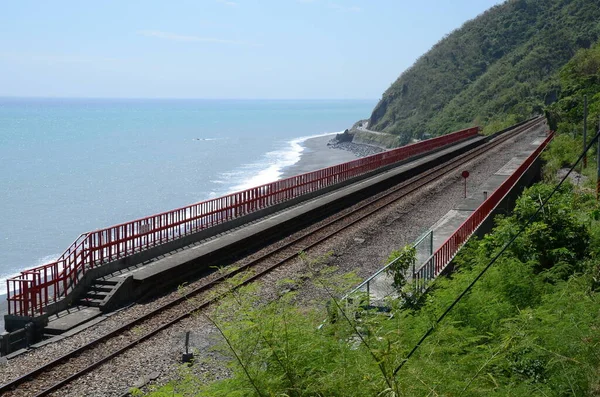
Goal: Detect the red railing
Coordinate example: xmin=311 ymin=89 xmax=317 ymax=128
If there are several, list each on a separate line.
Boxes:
xmin=6 ymin=126 xmax=480 ymax=317
xmin=413 ymin=131 xmax=555 ymax=291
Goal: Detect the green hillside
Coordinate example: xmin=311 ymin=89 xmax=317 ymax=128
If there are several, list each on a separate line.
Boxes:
xmin=369 ymin=0 xmax=600 ymax=139
xmin=546 ymin=42 xmax=600 ymax=132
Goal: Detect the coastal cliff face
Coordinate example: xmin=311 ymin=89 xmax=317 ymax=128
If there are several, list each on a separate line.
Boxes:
xmin=368 ymin=0 xmax=600 ymax=141
xmin=343 ymin=120 xmax=404 ymax=149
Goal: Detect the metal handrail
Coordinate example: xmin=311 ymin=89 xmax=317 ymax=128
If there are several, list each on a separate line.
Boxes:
xmin=344 ymin=229 xmax=433 ymax=300
xmin=6 ymin=126 xmax=480 ymax=317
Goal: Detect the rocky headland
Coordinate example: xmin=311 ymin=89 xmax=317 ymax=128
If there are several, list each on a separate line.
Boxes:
xmin=327 ymin=119 xmax=391 ymax=157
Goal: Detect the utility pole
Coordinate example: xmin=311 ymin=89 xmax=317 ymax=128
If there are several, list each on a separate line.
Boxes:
xmin=583 ymin=95 xmax=588 ymax=168
xmin=597 ymin=116 xmax=600 ymax=201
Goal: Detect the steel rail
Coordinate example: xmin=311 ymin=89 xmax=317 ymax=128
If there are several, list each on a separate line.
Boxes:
xmin=0 ymin=117 xmax=543 ymax=396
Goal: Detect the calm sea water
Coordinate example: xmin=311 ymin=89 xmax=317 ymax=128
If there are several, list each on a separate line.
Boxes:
xmin=0 ymin=98 xmax=376 ymax=293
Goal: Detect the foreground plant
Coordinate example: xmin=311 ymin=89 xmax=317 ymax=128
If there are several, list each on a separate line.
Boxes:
xmin=146 ymin=182 xmax=600 ymax=396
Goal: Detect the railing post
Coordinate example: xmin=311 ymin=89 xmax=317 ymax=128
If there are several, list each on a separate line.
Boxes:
xmin=429 ymin=230 xmax=433 ymax=256
xmin=428 ymin=257 xmax=433 ymax=281
xmin=22 ymin=281 xmax=30 ymax=317
xmin=6 ymin=280 xmax=11 ymax=315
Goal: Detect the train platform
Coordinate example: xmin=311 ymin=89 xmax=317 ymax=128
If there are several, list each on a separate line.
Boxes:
xmin=430 ymin=129 xmax=548 ymax=251
xmin=37 ymin=132 xmax=487 ymax=336
xmin=364 ymin=125 xmax=549 ymax=304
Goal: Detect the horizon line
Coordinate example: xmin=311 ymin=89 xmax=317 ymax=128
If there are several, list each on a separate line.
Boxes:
xmin=0 ymin=95 xmax=379 ymax=101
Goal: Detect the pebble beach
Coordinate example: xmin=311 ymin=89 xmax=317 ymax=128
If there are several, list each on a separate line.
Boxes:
xmin=280 ymin=134 xmax=386 ymax=179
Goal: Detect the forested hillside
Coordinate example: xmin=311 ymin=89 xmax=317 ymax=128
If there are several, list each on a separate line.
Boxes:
xmin=369 ymin=0 xmax=600 ymax=140
xmin=546 ymin=42 xmax=600 ymax=132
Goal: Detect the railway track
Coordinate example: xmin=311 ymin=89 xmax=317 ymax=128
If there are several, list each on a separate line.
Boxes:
xmin=0 ymin=117 xmax=544 ymax=396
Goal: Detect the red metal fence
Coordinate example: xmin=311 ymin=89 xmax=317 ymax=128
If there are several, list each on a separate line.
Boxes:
xmin=6 ymin=126 xmax=480 ymax=317
xmin=413 ymin=131 xmax=555 ymax=292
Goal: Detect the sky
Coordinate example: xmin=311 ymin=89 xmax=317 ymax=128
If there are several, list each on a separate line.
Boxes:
xmin=0 ymin=0 xmax=504 ymax=99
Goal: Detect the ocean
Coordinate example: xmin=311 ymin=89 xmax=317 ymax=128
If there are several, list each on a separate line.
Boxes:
xmin=0 ymin=98 xmax=376 ymax=295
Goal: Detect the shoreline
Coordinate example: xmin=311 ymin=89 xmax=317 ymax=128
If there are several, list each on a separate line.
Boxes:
xmin=279 ymin=135 xmax=357 ymax=178
xmin=280 ymin=134 xmax=385 ymax=179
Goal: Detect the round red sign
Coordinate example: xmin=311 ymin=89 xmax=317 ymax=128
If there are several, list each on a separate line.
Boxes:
xmin=461 ymin=170 xmax=470 ymax=178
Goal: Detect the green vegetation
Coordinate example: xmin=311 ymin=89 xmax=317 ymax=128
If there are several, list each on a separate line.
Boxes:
xmin=546 ymin=42 xmax=600 ymax=137
xmin=369 ymin=0 xmax=600 ymax=140
xmin=144 ymin=182 xmax=600 ymax=396
xmin=546 ymin=42 xmax=600 ymax=131
xmin=543 ymin=41 xmax=600 ymax=186
xmin=352 ymin=130 xmax=403 ymax=148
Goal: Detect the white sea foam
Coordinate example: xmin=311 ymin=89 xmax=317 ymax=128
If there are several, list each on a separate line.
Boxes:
xmin=0 ymin=253 xmax=59 ymax=295
xmin=227 ymin=131 xmax=341 ymax=193
xmin=193 ymin=137 xmax=222 ymax=142
xmin=0 ymin=271 xmax=22 ymax=296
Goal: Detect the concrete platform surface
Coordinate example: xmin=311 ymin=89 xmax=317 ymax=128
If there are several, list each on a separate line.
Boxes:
xmin=457 ymin=175 xmax=507 ymax=212
xmin=45 ymin=307 xmax=102 ymax=334
xmin=431 ymin=210 xmax=471 ymax=251
xmin=433 ymin=131 xmax=547 ymax=249
xmin=496 ymin=156 xmax=527 ymax=176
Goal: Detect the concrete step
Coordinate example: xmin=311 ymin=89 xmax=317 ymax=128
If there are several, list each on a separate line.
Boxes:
xmin=82 ymin=291 xmax=110 ymax=300
xmin=79 ymin=298 xmax=104 ymax=308
xmin=45 ymin=307 xmax=102 ymax=335
xmin=77 ymin=280 xmax=120 ymax=307
xmin=94 ymin=279 xmax=119 ymax=286
xmin=89 ymin=285 xmax=113 ymax=293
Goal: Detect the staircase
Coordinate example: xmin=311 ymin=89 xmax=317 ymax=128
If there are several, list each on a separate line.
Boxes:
xmin=78 ymin=279 xmax=119 ymax=308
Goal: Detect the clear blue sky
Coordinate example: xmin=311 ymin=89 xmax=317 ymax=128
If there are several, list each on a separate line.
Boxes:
xmin=0 ymin=0 xmax=503 ymax=99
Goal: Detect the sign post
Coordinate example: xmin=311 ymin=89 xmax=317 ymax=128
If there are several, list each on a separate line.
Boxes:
xmin=461 ymin=170 xmax=470 ymax=198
